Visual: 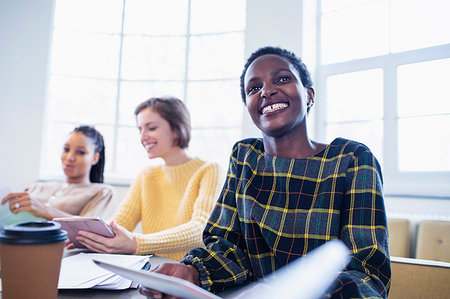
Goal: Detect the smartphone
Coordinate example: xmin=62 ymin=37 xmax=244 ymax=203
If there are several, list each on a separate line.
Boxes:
xmin=53 ymin=216 xmax=115 ymax=248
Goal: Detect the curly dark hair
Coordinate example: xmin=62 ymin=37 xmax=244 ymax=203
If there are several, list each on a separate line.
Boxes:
xmin=239 ymin=46 xmax=313 ymax=103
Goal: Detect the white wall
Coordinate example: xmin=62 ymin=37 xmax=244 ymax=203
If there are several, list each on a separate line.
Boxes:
xmin=242 ymin=0 xmax=305 ymax=138
xmin=0 ymin=0 xmax=55 ymax=191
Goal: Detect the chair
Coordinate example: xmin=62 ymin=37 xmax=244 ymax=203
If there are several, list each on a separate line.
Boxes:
xmin=415 ymin=220 xmax=450 ymax=262
xmin=387 ymin=218 xmax=410 ymax=257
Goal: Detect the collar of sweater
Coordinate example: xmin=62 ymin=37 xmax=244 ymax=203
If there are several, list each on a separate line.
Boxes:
xmin=161 ymin=157 xmax=205 ymax=183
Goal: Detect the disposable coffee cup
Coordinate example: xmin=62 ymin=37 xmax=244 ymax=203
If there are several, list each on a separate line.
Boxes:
xmin=0 ymin=221 xmax=67 ymax=299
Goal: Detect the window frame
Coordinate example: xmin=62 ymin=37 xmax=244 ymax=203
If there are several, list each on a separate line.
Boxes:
xmin=42 ymin=0 xmax=246 ymax=184
xmin=312 ymin=1 xmax=450 ymax=197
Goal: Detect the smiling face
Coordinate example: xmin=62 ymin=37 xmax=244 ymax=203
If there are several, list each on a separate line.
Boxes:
xmin=61 ymin=132 xmax=99 ymax=184
xmin=136 ymin=107 xmax=179 ymax=161
xmin=244 ymin=54 xmax=314 ymax=138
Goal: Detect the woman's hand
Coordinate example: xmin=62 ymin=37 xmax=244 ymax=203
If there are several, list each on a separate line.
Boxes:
xmin=138 ymin=263 xmax=200 ymax=299
xmin=1 ymin=192 xmax=51 ymax=219
xmin=75 ymin=221 xmax=137 ymax=254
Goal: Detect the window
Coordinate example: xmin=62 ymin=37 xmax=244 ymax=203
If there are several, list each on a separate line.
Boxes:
xmin=41 ymin=0 xmax=246 ymax=181
xmin=315 ymin=0 xmax=450 ymax=196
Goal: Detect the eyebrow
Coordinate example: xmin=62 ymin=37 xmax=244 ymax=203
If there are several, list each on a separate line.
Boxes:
xmin=271 ymin=68 xmax=292 ymax=76
xmin=63 ymin=144 xmax=88 ymax=150
xmin=138 ymin=121 xmax=158 ymax=129
xmin=246 ymin=68 xmax=293 ymax=85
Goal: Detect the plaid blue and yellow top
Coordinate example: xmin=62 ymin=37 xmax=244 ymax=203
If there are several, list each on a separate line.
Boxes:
xmin=182 ymin=138 xmax=391 ymax=298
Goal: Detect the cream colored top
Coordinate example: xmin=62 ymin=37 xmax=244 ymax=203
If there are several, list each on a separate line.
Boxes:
xmin=113 ymin=158 xmax=222 ymax=261
xmin=28 ymin=182 xmax=116 ymax=219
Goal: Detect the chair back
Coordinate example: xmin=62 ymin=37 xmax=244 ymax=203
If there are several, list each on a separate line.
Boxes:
xmin=387 ymin=218 xmax=410 ymax=257
xmin=416 ymin=220 xmax=450 ymax=262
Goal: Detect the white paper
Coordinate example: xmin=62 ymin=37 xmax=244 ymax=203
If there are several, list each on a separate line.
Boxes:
xmin=58 ymin=252 xmax=148 ymax=290
xmin=232 ymin=240 xmax=351 ymax=299
xmin=94 ymin=259 xmax=222 ymax=299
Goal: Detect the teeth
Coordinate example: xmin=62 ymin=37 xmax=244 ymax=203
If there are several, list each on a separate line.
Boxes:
xmin=262 ymin=103 xmax=288 ymax=114
xmin=145 ymin=144 xmax=155 ymax=151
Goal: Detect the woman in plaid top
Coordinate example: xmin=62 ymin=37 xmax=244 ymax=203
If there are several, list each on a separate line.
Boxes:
xmin=141 ymin=47 xmax=391 ymax=298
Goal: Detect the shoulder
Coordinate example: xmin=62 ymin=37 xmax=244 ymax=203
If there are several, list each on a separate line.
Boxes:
xmin=329 ymin=137 xmax=375 ymax=158
xmin=89 ymin=183 xmax=114 ymax=194
xmin=231 ymin=138 xmax=264 ymax=158
xmin=330 ymin=137 xmax=382 ymax=175
xmin=192 ymin=159 xmax=221 ymax=177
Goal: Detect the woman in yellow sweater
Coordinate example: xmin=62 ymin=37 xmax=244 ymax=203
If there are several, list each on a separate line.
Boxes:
xmin=75 ymin=96 xmax=222 ymax=260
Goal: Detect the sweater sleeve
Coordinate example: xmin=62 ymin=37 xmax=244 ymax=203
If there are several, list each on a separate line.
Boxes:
xmin=78 ymin=185 xmax=115 ymax=219
xmin=327 ymin=147 xmax=391 ymax=298
xmin=133 ymin=163 xmax=222 ymax=257
xmin=181 ymin=147 xmax=253 ymax=293
xmin=112 ymin=172 xmax=144 ymax=232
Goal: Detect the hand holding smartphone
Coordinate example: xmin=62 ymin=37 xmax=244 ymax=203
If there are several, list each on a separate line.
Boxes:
xmin=53 ymin=216 xmax=115 ymax=248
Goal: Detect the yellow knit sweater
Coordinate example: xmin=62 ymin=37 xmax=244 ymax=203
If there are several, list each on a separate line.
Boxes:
xmin=113 ymin=158 xmax=222 ymax=260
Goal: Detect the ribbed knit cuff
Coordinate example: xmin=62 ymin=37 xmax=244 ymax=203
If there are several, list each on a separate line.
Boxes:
xmin=181 ymin=255 xmax=212 ymax=291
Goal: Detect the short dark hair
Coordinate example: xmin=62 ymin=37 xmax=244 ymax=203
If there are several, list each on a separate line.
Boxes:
xmin=72 ymin=125 xmax=105 ymax=183
xmin=134 ymin=96 xmax=191 ymax=149
xmin=239 ymin=46 xmax=313 ymax=103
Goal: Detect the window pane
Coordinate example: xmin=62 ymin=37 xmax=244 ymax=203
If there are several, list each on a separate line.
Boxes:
xmin=188 ymin=33 xmax=244 ymax=80
xmin=326 ymin=120 xmax=383 ymax=166
xmin=321 ymin=0 xmax=389 ymax=63
xmin=321 ymin=0 xmax=375 ymax=13
xmin=119 ymin=81 xmax=185 ymax=126
xmin=115 ymin=127 xmax=160 ymax=176
xmin=398 ymin=58 xmax=450 ymax=117
xmin=190 ymin=0 xmax=246 ymax=34
xmin=189 ymin=128 xmax=241 ymax=168
xmin=186 ymin=80 xmax=243 ymax=128
xmin=124 ymin=0 xmax=188 ymax=35
xmin=399 ymin=115 xmax=450 ymax=172
xmin=391 ymin=0 xmax=450 ymax=52
xmin=47 ymin=76 xmax=117 ymax=124
xmin=121 ymin=36 xmax=186 ymax=80
xmin=54 ymin=0 xmax=123 ymax=33
xmin=326 ymin=69 xmax=383 ymax=122
xmin=50 ymin=30 xmax=120 ymax=78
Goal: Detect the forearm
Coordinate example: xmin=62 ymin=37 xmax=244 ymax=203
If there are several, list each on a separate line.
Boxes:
xmin=133 ymin=219 xmax=206 ymax=255
xmin=335 ymin=149 xmax=390 ymax=298
xmin=112 ymin=192 xmax=141 ymax=232
xmin=326 ymin=249 xmax=390 ymax=298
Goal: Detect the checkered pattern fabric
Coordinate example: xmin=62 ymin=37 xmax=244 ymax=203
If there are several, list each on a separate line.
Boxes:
xmin=182 ymin=138 xmax=391 ymax=298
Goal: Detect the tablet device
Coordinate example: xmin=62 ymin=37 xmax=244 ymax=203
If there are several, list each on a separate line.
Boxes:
xmin=93 ymin=259 xmax=221 ymax=299
xmin=54 ymin=216 xmax=115 ymax=248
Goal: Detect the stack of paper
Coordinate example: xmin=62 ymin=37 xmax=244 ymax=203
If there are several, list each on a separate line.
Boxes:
xmin=58 ymin=252 xmax=149 ymax=290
